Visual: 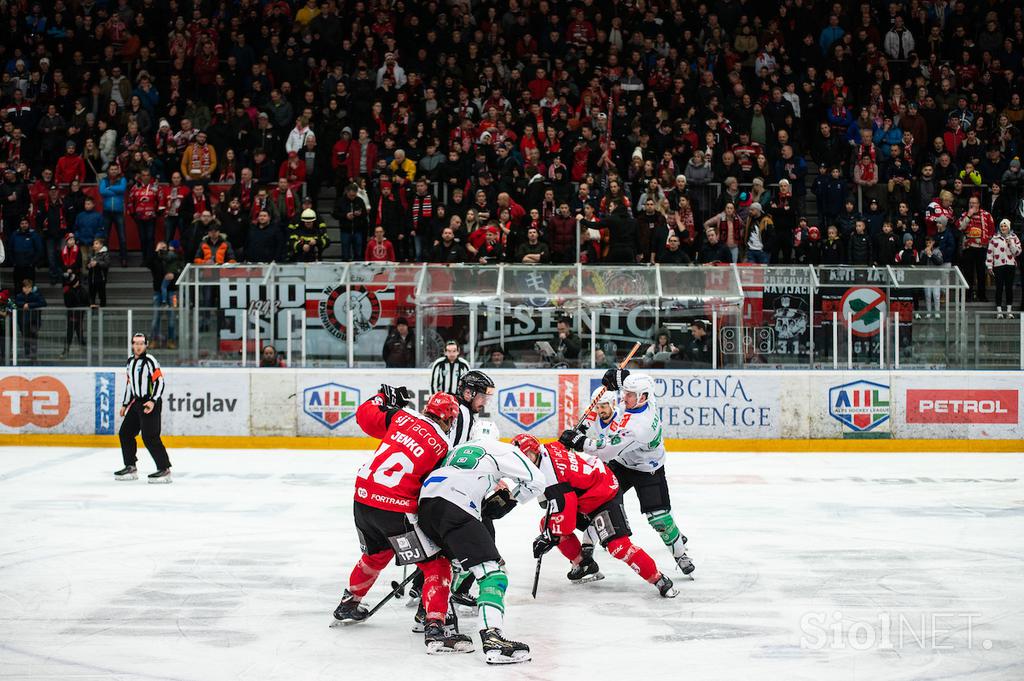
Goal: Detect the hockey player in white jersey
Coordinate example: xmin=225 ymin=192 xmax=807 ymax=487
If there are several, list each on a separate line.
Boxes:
xmin=559 ymin=369 xmax=695 ymax=576
xmin=409 ymin=371 xmax=495 ymax=610
xmin=417 ymin=420 xmax=544 ymax=665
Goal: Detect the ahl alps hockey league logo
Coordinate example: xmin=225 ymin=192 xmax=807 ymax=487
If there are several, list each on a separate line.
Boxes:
xmin=498 ymin=383 xmax=556 ymax=431
xmin=304 ymin=383 xmax=360 ymax=430
xmin=829 ymin=380 xmax=890 ymax=432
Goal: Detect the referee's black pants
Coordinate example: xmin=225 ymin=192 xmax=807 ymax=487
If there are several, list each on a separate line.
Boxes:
xmin=119 ymin=399 xmax=171 ymax=469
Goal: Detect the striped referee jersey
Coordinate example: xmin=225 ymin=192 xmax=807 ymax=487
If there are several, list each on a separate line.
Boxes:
xmin=124 ymin=353 xmax=166 ymax=406
xmin=429 ymin=356 xmax=470 ymax=395
xmin=450 ymin=403 xmax=475 ymax=447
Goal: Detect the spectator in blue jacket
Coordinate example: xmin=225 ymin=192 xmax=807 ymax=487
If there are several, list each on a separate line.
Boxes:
xmin=934 ymin=218 xmax=957 ymax=267
xmin=98 ymin=163 xmax=127 ymax=267
xmin=819 ymin=15 xmax=844 ymax=55
xmin=13 ymin=277 xmax=46 ymax=361
xmin=774 ymin=145 xmax=806 ymax=196
xmin=10 ymin=216 xmax=43 ymax=288
xmin=74 ymin=196 xmax=106 ymax=249
xmin=873 ymin=116 xmax=903 ymax=161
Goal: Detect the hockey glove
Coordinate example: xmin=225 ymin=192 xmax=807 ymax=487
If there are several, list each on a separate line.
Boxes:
xmin=379 ymin=384 xmax=414 ymax=409
xmin=559 ymin=428 xmax=586 ymax=452
xmin=601 ymin=368 xmax=630 ymax=391
xmin=532 ymin=532 xmax=559 ymax=559
xmin=482 ymin=488 xmax=517 ymax=520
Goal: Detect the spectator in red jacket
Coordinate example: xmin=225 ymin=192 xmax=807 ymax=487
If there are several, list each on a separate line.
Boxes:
xmin=346 ymin=127 xmax=378 ymax=179
xmin=126 ymin=169 xmax=163 ymax=265
xmin=160 ymin=172 xmax=190 ymax=243
xmin=548 ymin=202 xmax=578 ymax=263
xmin=55 ymin=141 xmax=87 ymax=186
xmin=364 ymin=225 xmax=396 ymax=262
xmin=958 ymin=196 xmax=995 ymax=302
xmin=331 ymin=126 xmax=353 ymax=188
xmin=279 ymin=151 xmax=306 ymax=190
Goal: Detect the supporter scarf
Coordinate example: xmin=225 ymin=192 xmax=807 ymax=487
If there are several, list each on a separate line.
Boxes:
xmin=273 ymin=187 xmax=296 ymax=218
xmin=251 ymin=196 xmax=268 ymax=222
xmin=61 ymin=243 xmax=80 ymax=268
xmin=165 ymin=185 xmax=184 ymax=216
xmin=189 ymin=143 xmax=212 ymax=173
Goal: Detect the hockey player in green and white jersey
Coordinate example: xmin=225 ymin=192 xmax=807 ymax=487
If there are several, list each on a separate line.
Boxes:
xmin=559 ymin=370 xmax=695 ymax=577
xmin=417 ymin=420 xmax=544 ymax=665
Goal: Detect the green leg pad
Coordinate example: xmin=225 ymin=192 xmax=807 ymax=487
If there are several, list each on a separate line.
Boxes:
xmin=646 ymin=510 xmax=681 ymax=546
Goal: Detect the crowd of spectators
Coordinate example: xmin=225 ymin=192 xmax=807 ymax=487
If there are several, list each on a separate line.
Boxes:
xmin=0 ymin=0 xmax=1022 ymax=310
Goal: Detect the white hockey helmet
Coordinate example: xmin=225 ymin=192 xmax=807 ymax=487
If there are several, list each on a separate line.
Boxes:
xmin=592 ymin=387 xmax=617 ymax=405
xmin=621 ymin=372 xmax=655 ymax=398
xmin=470 ymin=419 xmax=501 ymax=440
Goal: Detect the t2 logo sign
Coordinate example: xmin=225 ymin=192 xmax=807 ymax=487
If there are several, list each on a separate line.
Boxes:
xmin=0 ymin=376 xmax=71 ymax=428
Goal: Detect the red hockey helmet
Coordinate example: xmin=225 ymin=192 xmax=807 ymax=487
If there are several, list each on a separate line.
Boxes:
xmin=424 ymin=392 xmax=460 ymax=421
xmin=511 ymin=433 xmax=541 ymax=457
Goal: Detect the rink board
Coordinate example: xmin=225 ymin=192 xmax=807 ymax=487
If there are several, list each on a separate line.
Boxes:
xmin=0 ymin=368 xmax=1020 ymax=449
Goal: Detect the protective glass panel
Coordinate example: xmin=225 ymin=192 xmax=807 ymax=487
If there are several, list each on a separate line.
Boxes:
xmin=501 ymin=265 xmax=580 ymax=300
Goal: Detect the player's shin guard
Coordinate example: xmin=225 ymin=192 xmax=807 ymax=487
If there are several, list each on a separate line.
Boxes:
xmin=471 ymin=562 xmax=507 ymax=630
xmin=418 ymin=556 xmax=452 ymax=622
xmin=646 ymin=510 xmax=687 ymax=555
xmin=606 ymin=536 xmax=659 ymax=583
xmin=556 ymin=533 xmax=583 ymax=563
xmin=348 ymin=550 xmax=394 ymax=599
xmin=647 ymin=510 xmax=695 ymax=575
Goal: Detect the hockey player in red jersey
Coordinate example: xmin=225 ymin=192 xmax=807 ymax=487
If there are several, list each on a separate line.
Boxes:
xmin=512 ymin=434 xmax=678 ymax=598
xmin=332 ymin=386 xmax=473 ymax=654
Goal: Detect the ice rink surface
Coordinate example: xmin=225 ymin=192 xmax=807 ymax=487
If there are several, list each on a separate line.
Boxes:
xmin=1 ymin=446 xmax=1023 ymax=681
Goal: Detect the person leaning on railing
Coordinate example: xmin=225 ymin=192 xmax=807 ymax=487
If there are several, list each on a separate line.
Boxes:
xmin=13 ymin=278 xmax=45 ymax=362
xmin=149 ymin=241 xmax=182 ymax=349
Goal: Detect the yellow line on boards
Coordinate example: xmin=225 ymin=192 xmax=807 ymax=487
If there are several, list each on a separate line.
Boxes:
xmin=0 ymin=434 xmax=1021 ymax=453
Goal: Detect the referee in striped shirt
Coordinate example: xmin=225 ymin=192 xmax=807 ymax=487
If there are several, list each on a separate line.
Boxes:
xmin=115 ymin=333 xmax=172 ymax=483
xmin=429 ymin=340 xmax=470 ymax=395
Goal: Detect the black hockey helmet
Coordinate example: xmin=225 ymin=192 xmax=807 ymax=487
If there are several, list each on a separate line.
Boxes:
xmin=458 ymin=370 xmax=495 ymax=397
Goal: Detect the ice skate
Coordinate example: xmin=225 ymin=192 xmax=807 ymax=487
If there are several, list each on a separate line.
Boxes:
xmin=331 ymin=590 xmax=367 ymax=626
xmin=114 ymin=465 xmax=138 ymax=481
xmin=480 ymin=627 xmax=531 ymax=664
xmin=147 ymin=468 xmax=172 ymax=484
xmin=654 ymin=574 xmax=678 ymax=598
xmin=567 ymin=556 xmax=604 ymax=584
xmin=424 ymin=620 xmax=473 ymax=654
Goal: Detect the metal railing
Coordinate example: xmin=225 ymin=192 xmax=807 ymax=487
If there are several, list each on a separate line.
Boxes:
xmin=5 ymin=263 xmax=1018 ymax=370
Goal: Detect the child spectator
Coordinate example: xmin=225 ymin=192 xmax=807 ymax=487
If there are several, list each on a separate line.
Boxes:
xmin=86 ymin=238 xmax=110 ymax=307
xmin=848 ymin=220 xmax=873 ymax=265
xmin=894 ymin=233 xmax=918 ymax=266
xmin=821 ymin=225 xmax=845 ymax=265
xmin=917 ymin=235 xmax=945 ymax=319
xmin=874 ymin=221 xmax=900 ymax=266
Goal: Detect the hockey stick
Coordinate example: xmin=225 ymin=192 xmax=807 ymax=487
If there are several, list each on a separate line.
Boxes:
xmin=531 ymin=502 xmax=553 ymax=599
xmin=395 ymin=564 xmax=408 ymax=597
xmin=573 ymin=341 xmax=641 ymax=430
xmin=531 ymin=342 xmax=642 ymax=599
xmin=365 ymin=569 xmax=418 ymax=620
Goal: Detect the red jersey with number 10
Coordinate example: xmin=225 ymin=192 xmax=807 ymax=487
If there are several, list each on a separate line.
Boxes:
xmin=354 ymin=394 xmax=452 ymax=513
